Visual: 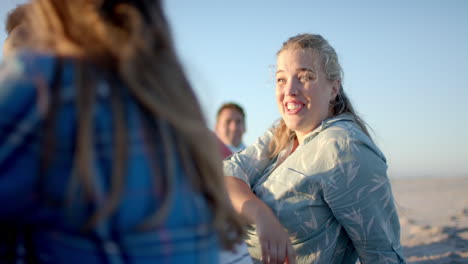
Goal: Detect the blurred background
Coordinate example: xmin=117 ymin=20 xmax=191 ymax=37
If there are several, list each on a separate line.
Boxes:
xmin=1 ymin=0 xmax=467 ymax=179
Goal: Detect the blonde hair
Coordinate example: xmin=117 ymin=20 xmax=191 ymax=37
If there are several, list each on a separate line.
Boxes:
xmin=269 ymin=34 xmax=370 ymax=157
xmin=24 ymin=0 xmax=243 ymax=249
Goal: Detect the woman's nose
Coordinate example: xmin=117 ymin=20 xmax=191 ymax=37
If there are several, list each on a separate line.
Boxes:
xmin=284 ymin=79 xmax=299 ymax=96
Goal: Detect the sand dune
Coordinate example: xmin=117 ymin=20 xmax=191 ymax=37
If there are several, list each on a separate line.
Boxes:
xmin=391 ymin=177 xmax=468 ymax=263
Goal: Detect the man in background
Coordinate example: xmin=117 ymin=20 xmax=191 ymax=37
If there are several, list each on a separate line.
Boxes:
xmin=215 ymin=102 xmax=246 ymax=153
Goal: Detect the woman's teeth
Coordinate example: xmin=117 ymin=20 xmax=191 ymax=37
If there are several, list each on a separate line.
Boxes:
xmin=287 ymin=103 xmax=302 ymax=110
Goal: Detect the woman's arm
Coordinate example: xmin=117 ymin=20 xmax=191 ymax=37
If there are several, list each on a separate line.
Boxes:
xmin=223 ymin=126 xmax=275 ymax=187
xmin=225 ymin=177 xmax=296 ymax=264
xmin=0 ymin=54 xmax=46 ymax=218
xmin=223 ymin=125 xmax=297 ymax=263
xmin=323 ymin=140 xmax=406 ymax=263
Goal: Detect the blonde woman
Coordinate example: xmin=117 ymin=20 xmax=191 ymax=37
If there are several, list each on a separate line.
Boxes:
xmin=0 ymin=0 xmax=243 ymax=263
xmin=224 ymin=34 xmax=405 ymax=264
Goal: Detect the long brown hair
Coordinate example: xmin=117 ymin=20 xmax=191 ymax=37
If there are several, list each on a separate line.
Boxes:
xmin=23 ymin=0 xmax=243 ymax=249
xmin=269 ymin=34 xmax=370 ymax=158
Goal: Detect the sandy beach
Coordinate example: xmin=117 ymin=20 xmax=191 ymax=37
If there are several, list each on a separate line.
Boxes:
xmin=391 ymin=177 xmax=468 ymax=263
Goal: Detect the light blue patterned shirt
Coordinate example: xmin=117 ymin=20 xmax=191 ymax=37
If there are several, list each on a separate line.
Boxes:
xmin=224 ymin=114 xmax=406 ymax=264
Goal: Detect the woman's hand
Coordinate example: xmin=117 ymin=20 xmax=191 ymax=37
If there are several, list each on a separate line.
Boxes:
xmin=225 ymin=177 xmax=296 ymax=263
xmin=255 ymin=209 xmax=296 ymax=264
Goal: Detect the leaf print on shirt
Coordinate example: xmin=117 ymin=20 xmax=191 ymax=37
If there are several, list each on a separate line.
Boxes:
xmin=381 ymin=255 xmax=400 ymax=264
xmin=350 ymin=140 xmax=361 ymax=153
xmin=379 ymin=218 xmax=392 ymax=240
xmin=356 ymin=185 xmax=368 ymax=201
xmin=366 ymin=216 xmax=375 ymax=235
xmin=311 ymin=137 xmax=330 ymax=161
xmin=342 ymin=208 xmax=365 ymax=239
xmin=345 ymin=226 xmax=362 ymax=243
xmin=343 ymin=208 xmax=363 ymax=226
xmin=304 ymin=215 xmax=318 ymax=230
xmin=325 ymin=170 xmax=340 ymax=192
xmin=369 ymin=174 xmax=388 ymax=193
xmin=345 ymin=162 xmax=360 ymax=187
xmin=275 ymin=198 xmax=287 ymax=217
xmin=380 ymin=187 xmax=393 ymax=210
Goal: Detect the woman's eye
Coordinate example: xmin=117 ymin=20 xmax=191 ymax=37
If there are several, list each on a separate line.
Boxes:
xmin=299 ymin=72 xmax=317 ymax=83
xmin=298 ymin=76 xmax=308 ymax=82
xmin=276 ymin=78 xmax=286 ymax=84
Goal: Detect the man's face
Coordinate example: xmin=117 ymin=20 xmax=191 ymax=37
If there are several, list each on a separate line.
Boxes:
xmin=215 ymin=108 xmax=245 ymax=147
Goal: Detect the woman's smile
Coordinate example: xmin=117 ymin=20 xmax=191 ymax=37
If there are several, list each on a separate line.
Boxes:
xmin=285 ymin=100 xmax=305 ymax=114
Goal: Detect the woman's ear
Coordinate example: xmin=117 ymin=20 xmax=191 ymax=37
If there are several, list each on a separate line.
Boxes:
xmin=331 ymin=79 xmax=340 ymax=99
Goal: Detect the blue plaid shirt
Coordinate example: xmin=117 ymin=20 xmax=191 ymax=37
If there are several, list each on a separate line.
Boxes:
xmin=0 ymin=52 xmax=220 ymax=263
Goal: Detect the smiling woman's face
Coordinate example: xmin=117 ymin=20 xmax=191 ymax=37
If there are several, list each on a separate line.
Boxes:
xmin=275 ymin=48 xmax=339 ymax=142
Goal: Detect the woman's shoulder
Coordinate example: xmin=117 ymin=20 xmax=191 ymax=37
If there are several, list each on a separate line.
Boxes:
xmin=2 ymin=51 xmax=59 ymax=72
xmin=1 ymin=50 xmax=81 ymax=81
xmin=313 ymin=115 xmax=364 ymax=142
xmin=323 ymin=118 xmax=365 ymax=141
xmin=0 ymin=51 xmax=79 ymax=103
xmin=313 ymin=115 xmax=385 ymax=160
xmin=0 ymin=51 xmax=62 ymax=90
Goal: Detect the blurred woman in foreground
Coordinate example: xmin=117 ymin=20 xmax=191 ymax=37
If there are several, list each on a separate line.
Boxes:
xmin=0 ymin=0 xmax=243 ymax=263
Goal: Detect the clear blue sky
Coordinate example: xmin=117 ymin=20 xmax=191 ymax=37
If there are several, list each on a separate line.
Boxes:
xmin=1 ymin=0 xmax=467 ymax=178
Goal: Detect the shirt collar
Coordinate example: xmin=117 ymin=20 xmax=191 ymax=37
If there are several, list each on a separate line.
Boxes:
xmin=228 ymin=142 xmax=246 ymax=153
xmin=302 ymin=113 xmax=354 ymax=145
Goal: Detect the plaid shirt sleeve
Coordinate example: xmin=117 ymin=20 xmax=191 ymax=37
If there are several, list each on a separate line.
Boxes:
xmin=0 ymin=54 xmax=53 ymax=218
